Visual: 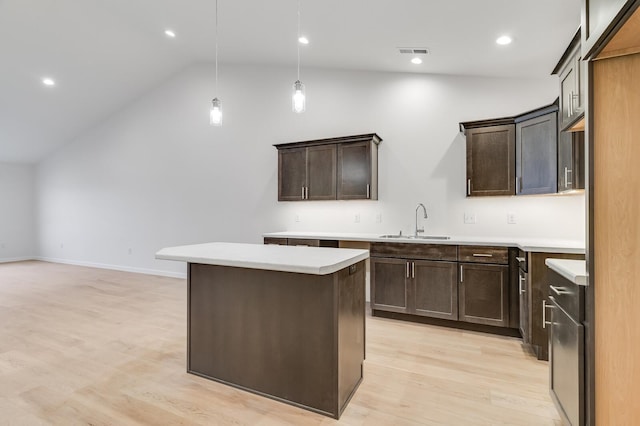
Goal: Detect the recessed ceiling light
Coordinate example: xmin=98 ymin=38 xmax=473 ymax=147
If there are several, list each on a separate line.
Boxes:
xmin=165 ymin=29 xmax=176 ymax=38
xmin=496 ymin=35 xmax=512 ymax=45
xmin=411 ymin=57 xmax=423 ymax=65
xmin=298 ymin=36 xmax=309 ymax=45
xmin=42 ymin=77 xmax=55 ymax=86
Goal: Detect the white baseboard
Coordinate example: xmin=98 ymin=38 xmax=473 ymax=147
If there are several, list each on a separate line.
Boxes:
xmin=0 ymin=256 xmax=35 ymax=264
xmin=34 ymin=256 xmax=187 ymax=279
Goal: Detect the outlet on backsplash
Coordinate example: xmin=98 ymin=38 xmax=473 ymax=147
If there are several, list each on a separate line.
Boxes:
xmin=464 ymin=212 xmax=477 ymax=224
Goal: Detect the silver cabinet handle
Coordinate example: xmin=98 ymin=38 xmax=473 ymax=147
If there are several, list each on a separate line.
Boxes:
xmin=566 ymin=168 xmax=573 ymax=185
xmin=519 ymin=275 xmax=526 ymax=294
xmin=467 ymin=179 xmax=471 ymax=196
xmin=460 ymin=264 xmax=464 ymax=282
xmin=472 ymin=253 xmax=492 ymax=257
xmin=406 ymin=261 xmax=410 ymax=279
xmin=516 ymin=256 xmax=525 ymax=263
xmin=550 ymin=285 xmax=569 ymax=295
xmin=306 ymin=187 xmax=309 ymax=199
xmin=542 ymin=300 xmax=554 ymax=328
xmin=366 ymin=184 xmax=370 ymax=199
xmin=302 ymin=186 xmax=305 ymax=199
xmin=564 ymin=166 xmax=568 ymax=188
xmin=411 ymin=262 xmax=415 ymax=279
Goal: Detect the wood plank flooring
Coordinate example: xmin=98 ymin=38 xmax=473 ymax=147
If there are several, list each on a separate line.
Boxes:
xmin=0 ymin=261 xmax=560 ymax=425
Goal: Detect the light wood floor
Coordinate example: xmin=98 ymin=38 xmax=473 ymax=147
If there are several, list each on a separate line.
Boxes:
xmin=0 ymin=261 xmax=560 ymax=425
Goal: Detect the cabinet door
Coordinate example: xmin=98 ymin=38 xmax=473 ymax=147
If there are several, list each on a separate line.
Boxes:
xmin=558 ymin=130 xmax=574 ymax=191
xmin=278 ymin=148 xmax=306 ymax=201
xmin=466 ymin=124 xmax=515 ymax=196
xmin=413 ymin=260 xmax=458 ymax=320
xmin=459 ymin=263 xmax=509 ymax=327
xmin=559 ymin=57 xmax=577 ymax=129
xmin=337 ymin=142 xmax=373 ymax=200
xmin=519 ymin=269 xmax=529 ymax=342
xmin=307 ymin=145 xmax=337 ymax=200
xmin=549 ymin=297 xmax=585 ymax=426
xmin=584 ymin=0 xmax=630 ymax=55
xmin=573 ymin=51 xmax=585 ymax=117
xmin=370 ymin=257 xmax=409 ymax=314
xmin=515 ymin=111 xmax=558 ymax=195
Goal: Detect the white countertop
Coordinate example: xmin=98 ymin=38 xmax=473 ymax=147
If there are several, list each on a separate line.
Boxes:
xmin=155 ymin=242 xmax=369 ymax=275
xmin=545 ymin=259 xmax=587 ymax=286
xmin=263 ymin=231 xmax=585 ymax=254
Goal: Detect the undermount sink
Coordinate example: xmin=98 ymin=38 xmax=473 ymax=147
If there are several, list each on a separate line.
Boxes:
xmin=379 ymin=234 xmax=450 ymax=240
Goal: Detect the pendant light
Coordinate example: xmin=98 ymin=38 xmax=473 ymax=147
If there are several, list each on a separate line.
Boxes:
xmin=292 ymin=0 xmax=306 ymax=113
xmin=209 ymin=0 xmax=222 ymax=126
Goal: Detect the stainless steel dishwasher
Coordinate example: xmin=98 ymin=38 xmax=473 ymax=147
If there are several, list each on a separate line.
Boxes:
xmin=547 ymin=267 xmax=585 ymax=426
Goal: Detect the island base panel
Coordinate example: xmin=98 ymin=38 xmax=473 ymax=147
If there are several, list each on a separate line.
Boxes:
xmin=188 ymin=261 xmax=365 ymax=419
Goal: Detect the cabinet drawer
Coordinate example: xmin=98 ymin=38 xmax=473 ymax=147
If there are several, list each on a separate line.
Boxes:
xmin=548 ymin=268 xmax=584 ymax=321
xmin=458 ymin=246 xmax=508 ymax=264
xmin=264 ymin=237 xmax=288 ymax=245
xmin=286 ymin=238 xmax=339 ymax=248
xmin=370 ymin=242 xmax=457 ymax=261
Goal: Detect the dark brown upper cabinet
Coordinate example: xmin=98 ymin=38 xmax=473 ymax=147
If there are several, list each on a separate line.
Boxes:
xmin=558 ymin=130 xmax=585 ymax=192
xmin=275 ymin=133 xmax=381 ymax=201
xmin=277 ymin=145 xmax=336 ymax=201
xmin=582 ymin=0 xmax=637 ymax=59
xmin=337 ymin=140 xmax=379 ymax=200
xmin=552 ymin=30 xmax=585 ymax=131
xmin=461 ymin=101 xmax=559 ymax=197
xmin=463 ymin=122 xmax=515 ymax=197
xmin=515 ymin=103 xmax=559 ymax=195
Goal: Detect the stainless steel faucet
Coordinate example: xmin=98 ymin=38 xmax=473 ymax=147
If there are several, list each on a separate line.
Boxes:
xmin=415 ymin=203 xmax=428 ymax=236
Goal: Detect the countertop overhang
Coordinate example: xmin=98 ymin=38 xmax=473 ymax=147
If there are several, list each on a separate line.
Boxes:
xmin=263 ymin=231 xmax=585 ymax=254
xmin=155 ymin=242 xmax=369 ymax=275
xmin=545 ymin=258 xmax=587 ymax=286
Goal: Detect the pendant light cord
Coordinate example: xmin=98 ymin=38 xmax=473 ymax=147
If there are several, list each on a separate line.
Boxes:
xmin=297 ymin=0 xmax=300 ymax=80
xmin=215 ymin=0 xmax=219 ymax=94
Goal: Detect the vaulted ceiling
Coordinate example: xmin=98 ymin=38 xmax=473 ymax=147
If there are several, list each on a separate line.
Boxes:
xmin=0 ymin=0 xmax=581 ymax=163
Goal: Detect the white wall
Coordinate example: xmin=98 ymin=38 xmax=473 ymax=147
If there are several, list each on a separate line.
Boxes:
xmin=36 ymin=64 xmax=585 ymax=277
xmin=0 ymin=162 xmax=36 ymax=262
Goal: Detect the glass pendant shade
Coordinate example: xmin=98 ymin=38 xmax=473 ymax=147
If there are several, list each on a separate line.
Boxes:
xmin=292 ymin=80 xmax=306 ymax=113
xmin=210 ymin=97 xmax=222 ymax=126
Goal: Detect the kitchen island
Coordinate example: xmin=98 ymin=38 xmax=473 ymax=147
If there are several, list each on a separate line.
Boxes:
xmin=155 ymin=242 xmax=369 ymax=419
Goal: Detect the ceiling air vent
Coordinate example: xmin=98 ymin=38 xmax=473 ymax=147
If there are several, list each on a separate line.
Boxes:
xmin=398 ymin=47 xmax=429 ymax=55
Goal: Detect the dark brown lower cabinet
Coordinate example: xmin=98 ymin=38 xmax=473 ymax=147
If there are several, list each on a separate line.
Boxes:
xmin=371 ymin=257 xmax=457 ymax=320
xmin=459 ymin=263 xmax=509 ymax=327
xmin=370 ymin=257 xmax=409 ymax=314
xmin=413 ymin=260 xmax=458 ymax=320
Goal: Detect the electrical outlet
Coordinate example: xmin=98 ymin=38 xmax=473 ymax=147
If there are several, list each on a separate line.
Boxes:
xmin=128 ymin=248 xmax=132 ymax=255
xmin=507 ymin=212 xmax=517 ymax=224
xmin=0 ymin=243 xmax=5 ymax=249
xmin=464 ymin=212 xmax=476 ymax=224
xmin=295 ymin=214 xmax=300 ymax=223
xmin=376 ymin=213 xmax=382 ymax=223
xmin=60 ymin=243 xmax=64 ymax=249
xmin=354 ymin=213 xmax=360 ymax=223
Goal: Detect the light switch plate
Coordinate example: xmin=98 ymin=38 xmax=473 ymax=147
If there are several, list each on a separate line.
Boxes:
xmin=507 ymin=212 xmax=517 ymax=224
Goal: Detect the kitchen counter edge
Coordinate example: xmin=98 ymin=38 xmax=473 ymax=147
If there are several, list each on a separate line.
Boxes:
xmin=263 ymin=231 xmax=585 ymax=254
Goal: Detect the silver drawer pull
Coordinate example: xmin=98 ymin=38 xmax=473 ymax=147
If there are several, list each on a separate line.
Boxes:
xmin=550 ymin=285 xmax=570 ymax=295
xmin=472 ymin=253 xmax=492 ymax=257
xmin=516 ymin=256 xmax=525 ymax=262
xmin=542 ymin=300 xmax=555 ymax=329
